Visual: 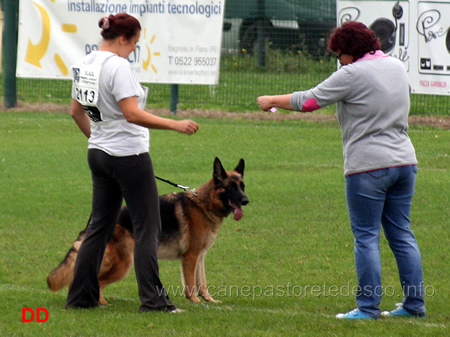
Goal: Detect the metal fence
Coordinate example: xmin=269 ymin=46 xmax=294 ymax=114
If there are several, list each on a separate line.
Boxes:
xmin=2 ymin=1 xmax=449 ymax=114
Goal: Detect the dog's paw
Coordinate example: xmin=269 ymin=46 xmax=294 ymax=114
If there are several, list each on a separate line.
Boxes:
xmin=98 ymin=296 xmax=109 ymax=306
xmin=187 ymin=296 xmax=201 ymax=303
xmin=201 ymin=295 xmax=221 ymax=303
xmin=207 ymin=298 xmax=221 ymax=304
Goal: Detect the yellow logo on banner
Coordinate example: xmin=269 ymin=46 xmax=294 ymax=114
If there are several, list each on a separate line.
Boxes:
xmin=25 ymin=3 xmax=50 ymax=68
xmin=25 ymin=2 xmax=76 ymax=76
xmin=143 ymin=30 xmax=160 ymax=74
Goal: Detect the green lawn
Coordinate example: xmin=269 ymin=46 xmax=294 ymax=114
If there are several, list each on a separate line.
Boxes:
xmin=0 ymin=111 xmax=448 ymax=336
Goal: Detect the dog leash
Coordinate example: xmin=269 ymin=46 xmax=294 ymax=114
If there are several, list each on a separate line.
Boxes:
xmin=155 ymin=175 xmax=196 ymax=192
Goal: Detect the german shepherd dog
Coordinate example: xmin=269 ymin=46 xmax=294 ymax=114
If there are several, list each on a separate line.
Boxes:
xmin=47 ymin=157 xmax=248 ymax=304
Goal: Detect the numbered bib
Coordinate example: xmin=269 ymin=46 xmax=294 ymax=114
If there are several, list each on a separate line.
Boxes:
xmin=72 ymin=54 xmax=114 ymax=122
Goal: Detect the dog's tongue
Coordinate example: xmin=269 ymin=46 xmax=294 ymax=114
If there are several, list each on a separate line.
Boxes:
xmin=233 ymin=205 xmax=244 ymax=221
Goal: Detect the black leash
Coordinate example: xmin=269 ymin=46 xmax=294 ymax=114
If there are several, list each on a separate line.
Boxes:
xmin=155 ymin=175 xmax=195 ymax=192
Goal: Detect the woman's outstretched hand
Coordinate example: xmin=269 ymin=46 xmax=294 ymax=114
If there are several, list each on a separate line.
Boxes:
xmin=175 ymin=120 xmax=199 ymax=135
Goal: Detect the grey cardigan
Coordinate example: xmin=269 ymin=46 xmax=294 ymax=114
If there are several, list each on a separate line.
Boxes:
xmin=290 ymin=51 xmax=417 ymax=176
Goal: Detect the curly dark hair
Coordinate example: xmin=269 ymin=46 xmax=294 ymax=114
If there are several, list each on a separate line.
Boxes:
xmin=98 ymin=13 xmax=141 ymax=41
xmin=328 ymin=21 xmax=381 ymax=61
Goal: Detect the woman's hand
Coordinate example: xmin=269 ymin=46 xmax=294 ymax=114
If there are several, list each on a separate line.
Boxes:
xmin=174 ymin=119 xmax=199 ymax=135
xmin=256 ymin=96 xmax=274 ymax=111
xmin=257 ymin=94 xmax=293 ymax=111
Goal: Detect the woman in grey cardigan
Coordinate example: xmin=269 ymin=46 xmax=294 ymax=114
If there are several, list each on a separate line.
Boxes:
xmin=257 ymin=21 xmax=425 ymax=320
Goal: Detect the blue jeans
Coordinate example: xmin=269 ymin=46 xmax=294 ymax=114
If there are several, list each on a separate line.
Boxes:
xmin=345 ymin=165 xmax=425 ymax=318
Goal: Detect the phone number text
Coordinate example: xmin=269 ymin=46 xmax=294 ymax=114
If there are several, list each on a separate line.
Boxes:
xmin=168 ymin=56 xmax=217 ymax=66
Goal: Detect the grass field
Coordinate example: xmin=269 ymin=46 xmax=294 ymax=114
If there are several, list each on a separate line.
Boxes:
xmin=0 ymin=111 xmax=448 ymax=336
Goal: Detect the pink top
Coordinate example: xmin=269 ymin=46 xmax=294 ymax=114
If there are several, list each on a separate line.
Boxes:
xmin=355 ymin=50 xmax=389 ymax=62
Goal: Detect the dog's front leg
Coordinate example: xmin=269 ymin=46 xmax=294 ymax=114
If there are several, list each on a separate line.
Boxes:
xmin=196 ymin=253 xmax=221 ymax=303
xmin=181 ymin=253 xmax=201 ymax=303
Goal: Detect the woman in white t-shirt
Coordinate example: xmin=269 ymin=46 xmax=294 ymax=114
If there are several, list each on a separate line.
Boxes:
xmin=67 ymin=13 xmax=198 ymax=313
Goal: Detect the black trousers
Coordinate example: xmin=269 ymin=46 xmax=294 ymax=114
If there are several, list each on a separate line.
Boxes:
xmin=66 ymin=149 xmax=175 ymax=311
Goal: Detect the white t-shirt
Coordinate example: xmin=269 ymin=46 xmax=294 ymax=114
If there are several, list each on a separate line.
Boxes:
xmin=71 ymin=51 xmax=150 ymax=156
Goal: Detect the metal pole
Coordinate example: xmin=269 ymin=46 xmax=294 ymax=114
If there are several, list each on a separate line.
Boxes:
xmin=3 ymin=0 xmax=19 ymax=108
xmin=256 ymin=0 xmax=266 ymax=67
xmin=170 ymin=84 xmax=178 ymax=115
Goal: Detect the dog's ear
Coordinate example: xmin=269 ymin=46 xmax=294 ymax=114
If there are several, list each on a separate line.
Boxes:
xmin=213 ymin=157 xmax=227 ymax=185
xmin=234 ymin=159 xmax=245 ymax=177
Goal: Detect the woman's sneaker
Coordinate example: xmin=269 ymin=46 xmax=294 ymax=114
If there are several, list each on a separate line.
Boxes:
xmin=381 ymin=303 xmax=425 ymax=317
xmin=336 ymin=308 xmax=375 ymax=320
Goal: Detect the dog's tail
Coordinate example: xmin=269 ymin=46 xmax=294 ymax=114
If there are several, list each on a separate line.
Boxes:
xmin=47 ymin=221 xmax=89 ymax=292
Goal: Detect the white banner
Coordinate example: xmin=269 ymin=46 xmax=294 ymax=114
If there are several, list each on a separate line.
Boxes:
xmin=338 ymin=0 xmax=450 ymax=96
xmin=16 ymin=0 xmax=225 ymax=85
